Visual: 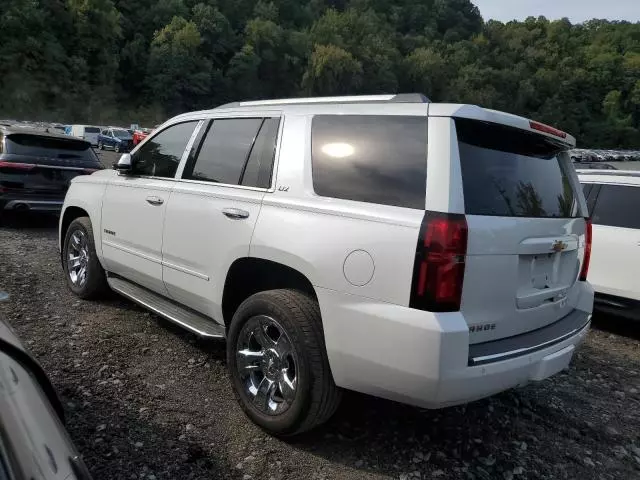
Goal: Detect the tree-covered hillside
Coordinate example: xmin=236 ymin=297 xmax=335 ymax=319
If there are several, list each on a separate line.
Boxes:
xmin=1 ymin=0 xmax=639 ymax=147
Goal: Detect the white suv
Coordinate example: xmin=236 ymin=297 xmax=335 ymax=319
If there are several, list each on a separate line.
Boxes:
xmin=59 ymin=94 xmax=593 ymax=435
xmin=578 ymin=170 xmax=640 ymax=320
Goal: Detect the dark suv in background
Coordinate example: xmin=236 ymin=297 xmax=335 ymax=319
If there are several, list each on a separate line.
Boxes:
xmin=0 ymin=127 xmax=103 ymax=219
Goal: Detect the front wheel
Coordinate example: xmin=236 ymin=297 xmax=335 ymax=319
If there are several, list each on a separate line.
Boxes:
xmin=114 ymin=143 xmax=120 ymax=153
xmin=227 ymin=289 xmax=341 ymax=436
xmin=62 ymin=217 xmax=108 ymax=299
xmin=98 ymin=141 xmax=103 ymax=150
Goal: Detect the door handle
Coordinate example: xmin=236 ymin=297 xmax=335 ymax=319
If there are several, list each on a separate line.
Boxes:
xmin=146 ymin=196 xmax=164 ymax=206
xmin=222 ymin=208 xmax=249 ymax=220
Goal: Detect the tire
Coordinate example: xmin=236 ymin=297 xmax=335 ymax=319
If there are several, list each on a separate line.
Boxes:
xmin=114 ymin=143 xmax=120 ymax=153
xmin=227 ymin=289 xmax=341 ymax=436
xmin=98 ymin=141 xmax=104 ymax=150
xmin=62 ymin=216 xmax=108 ymax=299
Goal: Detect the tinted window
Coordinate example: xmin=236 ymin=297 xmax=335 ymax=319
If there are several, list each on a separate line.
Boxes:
xmin=457 ymin=118 xmax=579 ymax=218
xmin=85 ymin=127 xmax=100 ymax=133
xmin=311 ymin=115 xmax=427 ymax=209
xmin=241 ymin=118 xmax=280 ymax=188
xmin=582 ymin=183 xmax=599 ymax=214
xmin=591 ymin=184 xmax=640 ymax=229
xmin=5 ymin=134 xmax=101 ymax=166
xmin=113 ymin=129 xmax=131 ymax=139
xmin=133 ymin=121 xmax=197 ymax=178
xmin=185 ymin=118 xmax=263 ymax=185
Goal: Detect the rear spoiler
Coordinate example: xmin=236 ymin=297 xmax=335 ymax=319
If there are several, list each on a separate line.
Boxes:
xmin=428 ymin=104 xmax=576 ymax=148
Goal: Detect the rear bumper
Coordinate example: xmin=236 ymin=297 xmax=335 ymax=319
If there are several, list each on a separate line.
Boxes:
xmin=317 ymin=283 xmax=593 ymax=409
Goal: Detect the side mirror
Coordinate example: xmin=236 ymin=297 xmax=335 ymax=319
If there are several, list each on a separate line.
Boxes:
xmin=114 ymin=153 xmax=133 ymax=173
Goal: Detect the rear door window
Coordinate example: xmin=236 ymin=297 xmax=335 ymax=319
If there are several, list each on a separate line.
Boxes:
xmin=457 ymin=118 xmax=578 ymax=218
xmin=184 ymin=118 xmax=263 ymax=185
xmin=183 ymin=117 xmax=279 ymax=188
xmin=241 ymin=117 xmax=280 ymax=188
xmin=591 ymin=184 xmax=640 ymax=229
xmin=311 ymin=115 xmax=428 ymax=209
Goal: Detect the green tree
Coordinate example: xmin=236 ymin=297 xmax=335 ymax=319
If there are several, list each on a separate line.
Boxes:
xmin=147 ymin=16 xmax=211 ymax=114
xmin=302 ymin=44 xmax=363 ymax=95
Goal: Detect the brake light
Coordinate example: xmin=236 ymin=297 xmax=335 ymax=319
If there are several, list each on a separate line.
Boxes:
xmin=579 ymin=218 xmax=592 ymax=281
xmin=0 ymin=161 xmax=35 ymax=170
xmin=530 ymin=121 xmax=567 ymax=139
xmin=410 ymin=211 xmax=468 ymax=312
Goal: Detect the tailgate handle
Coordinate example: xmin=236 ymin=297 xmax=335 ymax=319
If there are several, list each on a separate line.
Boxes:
xmin=518 ymin=236 xmax=578 ymax=255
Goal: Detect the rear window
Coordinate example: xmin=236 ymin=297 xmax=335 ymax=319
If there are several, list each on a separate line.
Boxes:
xmin=311 ymin=115 xmax=427 ymax=209
xmin=456 ymin=118 xmax=578 ymax=218
xmin=5 ymin=134 xmax=101 ymax=166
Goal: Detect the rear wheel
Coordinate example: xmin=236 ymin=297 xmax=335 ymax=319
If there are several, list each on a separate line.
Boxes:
xmin=62 ymin=217 xmax=108 ymax=299
xmin=98 ymin=141 xmax=103 ymax=150
xmin=114 ymin=143 xmax=120 ymax=153
xmin=227 ymin=289 xmax=341 ymax=436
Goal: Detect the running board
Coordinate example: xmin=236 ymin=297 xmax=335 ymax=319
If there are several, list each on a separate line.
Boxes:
xmin=107 ymin=276 xmax=225 ymax=339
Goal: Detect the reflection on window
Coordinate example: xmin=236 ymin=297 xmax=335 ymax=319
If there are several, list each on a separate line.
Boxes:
xmin=321 ymin=142 xmax=355 ymax=158
xmin=312 ymin=115 xmax=428 ymax=209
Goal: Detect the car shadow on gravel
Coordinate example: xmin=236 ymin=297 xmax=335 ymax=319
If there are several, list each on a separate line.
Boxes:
xmin=284 ymin=339 xmax=640 ymax=479
xmin=103 ymin=296 xmax=228 ymax=361
xmin=592 ymin=311 xmax=640 ymax=341
xmin=0 ymin=212 xmax=59 ymax=230
xmin=61 ymin=381 xmax=239 ymax=479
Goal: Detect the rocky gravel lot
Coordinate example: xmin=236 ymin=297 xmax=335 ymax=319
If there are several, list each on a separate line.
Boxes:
xmin=1 ymin=161 xmax=640 ymax=479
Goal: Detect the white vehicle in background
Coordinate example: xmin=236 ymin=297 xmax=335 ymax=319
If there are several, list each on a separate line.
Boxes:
xmin=579 ymin=170 xmax=640 ymax=320
xmin=58 ymin=94 xmax=593 ymax=435
xmin=69 ymin=125 xmax=100 ymax=146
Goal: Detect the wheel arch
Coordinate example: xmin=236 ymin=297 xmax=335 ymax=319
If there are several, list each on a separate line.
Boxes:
xmin=221 ymin=257 xmax=318 ymax=328
xmin=60 ymin=206 xmax=89 ymax=254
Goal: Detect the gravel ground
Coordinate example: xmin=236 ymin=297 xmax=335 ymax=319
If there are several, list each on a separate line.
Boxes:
xmin=1 ymin=167 xmax=640 ymax=479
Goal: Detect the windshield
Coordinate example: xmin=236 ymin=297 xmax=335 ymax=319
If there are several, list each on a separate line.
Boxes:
xmin=456 ymin=118 xmax=579 ymax=218
xmin=113 ymin=129 xmax=131 ymax=139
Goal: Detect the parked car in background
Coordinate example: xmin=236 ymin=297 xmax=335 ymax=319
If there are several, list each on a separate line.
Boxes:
xmin=59 ymin=94 xmax=592 ymax=435
xmin=69 ymin=125 xmax=100 ymax=146
xmin=0 ymin=127 xmax=103 ymax=220
xmin=579 ymin=169 xmax=640 ymax=320
xmin=0 ymin=292 xmax=92 ymax=479
xmin=97 ymin=128 xmax=133 ymax=153
xmin=575 ymin=162 xmax=617 ymax=170
xmin=132 ymin=128 xmax=151 ymax=146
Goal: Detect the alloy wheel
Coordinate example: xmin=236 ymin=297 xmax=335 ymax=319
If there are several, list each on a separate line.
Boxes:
xmin=67 ymin=229 xmax=89 ymax=287
xmin=235 ymin=315 xmax=298 ymax=416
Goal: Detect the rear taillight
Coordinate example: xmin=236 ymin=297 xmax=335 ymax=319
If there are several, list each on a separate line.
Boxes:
xmin=579 ymin=218 xmax=592 ymax=281
xmin=410 ymin=211 xmax=468 ymax=312
xmin=0 ymin=161 xmax=35 ymax=170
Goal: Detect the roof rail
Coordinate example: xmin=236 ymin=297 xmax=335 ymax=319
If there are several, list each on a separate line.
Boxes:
xmin=216 ymin=93 xmax=430 ymax=109
xmin=576 ymin=169 xmax=640 ymax=177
